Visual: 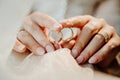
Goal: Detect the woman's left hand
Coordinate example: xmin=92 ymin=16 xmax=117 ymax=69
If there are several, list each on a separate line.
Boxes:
xmin=60 ymin=15 xmax=120 ymax=66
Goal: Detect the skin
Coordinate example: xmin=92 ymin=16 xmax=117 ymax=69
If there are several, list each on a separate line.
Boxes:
xmin=14 ymin=12 xmax=62 ymax=56
xmin=13 ymin=13 xmax=120 ymax=67
xmin=93 ymin=0 xmax=120 ymax=67
xmin=60 ymin=15 xmax=120 ymax=66
xmin=13 ymin=0 xmax=120 ymax=67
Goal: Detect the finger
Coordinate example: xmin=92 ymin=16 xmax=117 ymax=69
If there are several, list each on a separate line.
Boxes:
xmin=23 ymin=17 xmax=55 ymax=52
xmin=60 ymin=15 xmax=93 ymax=29
xmin=62 ymin=40 xmax=75 ymax=49
xmin=30 ymin=12 xmax=62 ymax=31
xmin=98 ymin=48 xmax=119 ymax=68
xmin=53 ymin=42 xmax=60 ymax=50
xmin=89 ymin=33 xmax=120 ymax=64
xmin=72 ymin=19 xmax=105 ymax=58
xmin=13 ymin=39 xmax=27 ymax=53
xmin=76 ymin=25 xmax=113 ymax=64
xmin=17 ymin=30 xmax=45 ymax=56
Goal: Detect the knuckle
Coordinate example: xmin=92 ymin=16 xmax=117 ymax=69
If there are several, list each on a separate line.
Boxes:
xmin=23 ymin=18 xmax=37 ymax=33
xmin=84 ymin=19 xmax=104 ymax=34
xmin=109 ymin=26 xmax=115 ymax=32
xmin=84 ymin=15 xmax=93 ymax=19
xmin=99 ymin=18 xmax=106 ymax=25
xmin=83 ymin=24 xmax=96 ymax=34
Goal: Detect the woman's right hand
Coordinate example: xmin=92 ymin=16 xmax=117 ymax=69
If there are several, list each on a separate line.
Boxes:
xmin=13 ymin=12 xmax=62 ymax=55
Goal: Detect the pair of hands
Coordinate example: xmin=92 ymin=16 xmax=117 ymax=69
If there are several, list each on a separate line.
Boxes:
xmin=13 ymin=12 xmax=120 ymax=66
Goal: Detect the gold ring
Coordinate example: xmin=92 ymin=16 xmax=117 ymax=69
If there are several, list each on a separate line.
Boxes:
xmin=98 ymin=32 xmax=110 ymax=42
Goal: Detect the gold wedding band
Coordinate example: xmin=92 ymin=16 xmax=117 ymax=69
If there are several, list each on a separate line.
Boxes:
xmin=98 ymin=32 xmax=110 ymax=42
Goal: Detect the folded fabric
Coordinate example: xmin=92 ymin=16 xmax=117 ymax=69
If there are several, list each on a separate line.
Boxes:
xmin=6 ymin=48 xmax=93 ymax=80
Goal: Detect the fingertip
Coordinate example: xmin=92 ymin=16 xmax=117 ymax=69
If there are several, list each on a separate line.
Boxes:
xmin=13 ymin=40 xmax=26 ymax=53
xmin=36 ymin=47 xmax=45 ymax=56
xmin=76 ymin=56 xmax=84 ymax=64
xmin=18 ymin=44 xmax=26 ymax=52
xmin=13 ymin=43 xmax=26 ymax=53
xmin=72 ymin=48 xmax=78 ymax=58
xmin=89 ymin=57 xmax=98 ymax=64
xmin=45 ymin=44 xmax=55 ymax=52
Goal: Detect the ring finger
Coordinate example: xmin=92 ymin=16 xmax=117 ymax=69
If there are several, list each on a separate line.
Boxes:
xmin=72 ymin=19 xmax=105 ymax=58
xmin=76 ymin=25 xmax=113 ymax=64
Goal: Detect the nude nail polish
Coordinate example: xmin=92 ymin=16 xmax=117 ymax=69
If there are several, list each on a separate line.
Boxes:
xmin=76 ymin=56 xmax=84 ymax=64
xmin=89 ymin=57 xmax=97 ymax=63
xmin=18 ymin=45 xmax=26 ymax=52
xmin=72 ymin=49 xmax=78 ymax=58
xmin=46 ymin=45 xmax=54 ymax=52
xmin=36 ymin=47 xmax=45 ymax=55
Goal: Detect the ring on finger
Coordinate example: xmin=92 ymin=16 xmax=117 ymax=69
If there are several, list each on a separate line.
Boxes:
xmin=97 ymin=31 xmax=110 ymax=42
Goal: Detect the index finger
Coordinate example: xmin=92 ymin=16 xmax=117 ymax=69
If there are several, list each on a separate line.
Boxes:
xmin=30 ymin=12 xmax=62 ymax=31
xmin=60 ymin=15 xmax=93 ymax=29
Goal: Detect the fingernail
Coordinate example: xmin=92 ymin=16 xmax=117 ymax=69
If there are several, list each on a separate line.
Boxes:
xmin=36 ymin=47 xmax=45 ymax=55
xmin=76 ymin=56 xmax=84 ymax=64
xmin=89 ymin=57 xmax=97 ymax=63
xmin=46 ymin=45 xmax=54 ymax=52
xmin=72 ymin=48 xmax=78 ymax=58
xmin=17 ymin=44 xmax=26 ymax=52
xmin=53 ymin=23 xmax=62 ymax=31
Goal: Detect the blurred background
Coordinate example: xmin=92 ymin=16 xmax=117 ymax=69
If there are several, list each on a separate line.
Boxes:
xmin=0 ymin=0 xmax=33 ymax=54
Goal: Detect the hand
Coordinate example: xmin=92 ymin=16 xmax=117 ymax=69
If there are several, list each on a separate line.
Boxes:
xmin=61 ymin=15 xmax=120 ymax=66
xmin=13 ymin=12 xmax=62 ymax=56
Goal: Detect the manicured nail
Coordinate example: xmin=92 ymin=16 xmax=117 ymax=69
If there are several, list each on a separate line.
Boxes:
xmin=17 ymin=45 xmax=26 ymax=52
xmin=36 ymin=47 xmax=45 ymax=55
xmin=46 ymin=45 xmax=54 ymax=52
xmin=76 ymin=56 xmax=84 ymax=64
xmin=72 ymin=48 xmax=78 ymax=58
xmin=53 ymin=23 xmax=62 ymax=31
xmin=89 ymin=57 xmax=97 ymax=63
